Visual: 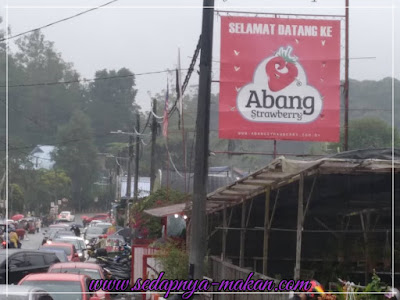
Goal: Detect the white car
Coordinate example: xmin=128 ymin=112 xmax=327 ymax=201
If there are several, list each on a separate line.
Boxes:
xmin=57 ymin=211 xmax=75 ymax=222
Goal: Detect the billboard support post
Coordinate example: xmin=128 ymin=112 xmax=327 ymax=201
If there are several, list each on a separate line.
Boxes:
xmin=344 ymin=0 xmax=350 ymax=151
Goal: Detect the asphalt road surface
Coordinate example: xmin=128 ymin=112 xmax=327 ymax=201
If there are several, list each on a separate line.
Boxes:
xmin=21 ymin=213 xmax=90 ymax=250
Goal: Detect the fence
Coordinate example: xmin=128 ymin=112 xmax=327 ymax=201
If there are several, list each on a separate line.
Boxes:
xmin=209 ymin=256 xmax=288 ymax=300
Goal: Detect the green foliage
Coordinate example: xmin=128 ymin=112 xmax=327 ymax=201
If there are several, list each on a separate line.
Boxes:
xmin=9 ymin=183 xmax=24 ymax=213
xmin=154 ymin=239 xmax=189 ymax=280
xmin=327 ymin=117 xmax=399 ymax=153
xmin=37 ymin=169 xmax=71 ymax=203
xmin=87 ymin=68 xmax=138 ymax=151
xmin=53 ymin=111 xmax=99 ymax=211
xmin=360 ymin=272 xmax=387 ymax=300
xmin=130 ymin=188 xmax=188 ymax=238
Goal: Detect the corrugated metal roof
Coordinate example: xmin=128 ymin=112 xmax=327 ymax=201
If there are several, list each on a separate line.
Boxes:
xmin=145 ymin=154 xmax=400 ymax=217
xmin=144 ymin=203 xmax=187 ymax=217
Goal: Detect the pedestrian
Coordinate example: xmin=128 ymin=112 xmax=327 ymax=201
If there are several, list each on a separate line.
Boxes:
xmin=9 ymin=228 xmax=19 ymax=249
xmin=35 ymin=219 xmax=41 ymax=233
xmin=71 ymin=225 xmax=80 ymax=237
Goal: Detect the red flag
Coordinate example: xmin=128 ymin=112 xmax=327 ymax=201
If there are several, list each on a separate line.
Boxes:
xmin=162 ymin=83 xmax=169 ymax=137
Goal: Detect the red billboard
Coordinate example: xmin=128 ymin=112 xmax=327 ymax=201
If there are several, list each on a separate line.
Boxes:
xmin=219 ymin=16 xmax=341 ymax=141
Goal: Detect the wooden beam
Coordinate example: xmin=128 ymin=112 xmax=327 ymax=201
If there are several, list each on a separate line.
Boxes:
xmin=220 ymin=190 xmax=248 ymax=196
xmin=246 ymin=198 xmax=254 ymax=228
xmin=209 ymin=195 xmax=242 ymax=201
xmin=303 ymin=175 xmax=317 ymax=222
xmin=269 ymin=189 xmax=280 ymax=228
xmin=294 ymin=173 xmax=304 ymax=281
xmin=241 ymin=180 xmax=275 ymax=186
xmin=231 ymin=184 xmax=261 ymax=190
xmin=263 ymin=187 xmax=271 ymax=275
xmin=256 ymin=173 xmax=288 ymax=180
xmin=239 ymin=201 xmax=246 ymax=268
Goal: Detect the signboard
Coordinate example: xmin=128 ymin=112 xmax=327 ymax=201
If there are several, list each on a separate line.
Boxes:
xmin=219 ymin=16 xmax=341 ymax=141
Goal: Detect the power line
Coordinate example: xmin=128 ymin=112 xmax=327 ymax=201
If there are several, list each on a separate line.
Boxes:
xmin=0 ymin=0 xmax=118 ymax=42
xmin=0 ymin=69 xmax=183 ymax=88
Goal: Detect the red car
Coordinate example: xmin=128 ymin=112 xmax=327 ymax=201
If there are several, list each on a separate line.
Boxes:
xmin=48 ymin=262 xmax=111 ymax=300
xmin=82 ymin=214 xmax=109 ymax=226
xmin=40 ymin=242 xmax=80 ymax=262
xmin=19 ymin=273 xmax=99 ymax=300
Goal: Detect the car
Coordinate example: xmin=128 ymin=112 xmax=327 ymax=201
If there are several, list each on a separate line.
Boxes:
xmin=19 ymin=273 xmax=99 ymax=300
xmin=39 ymin=243 xmax=80 ymax=262
xmin=0 ymin=249 xmax=60 ymax=284
xmin=0 ymin=284 xmax=53 ymax=300
xmin=52 ymin=230 xmax=75 ymax=240
xmin=48 ymin=262 xmax=110 ymax=299
xmin=53 ymin=236 xmax=87 ymax=261
xmin=38 ymin=248 xmax=68 ymax=263
xmin=83 ymin=214 xmax=109 ymax=226
xmin=57 ymin=211 xmax=75 ymax=222
xmin=84 ymin=226 xmax=107 ymax=244
xmin=93 ymin=222 xmax=112 ymax=233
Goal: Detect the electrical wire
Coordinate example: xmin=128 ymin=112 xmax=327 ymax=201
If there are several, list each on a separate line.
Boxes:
xmin=0 ymin=69 xmax=186 ymax=88
xmin=0 ymin=0 xmax=119 ymax=42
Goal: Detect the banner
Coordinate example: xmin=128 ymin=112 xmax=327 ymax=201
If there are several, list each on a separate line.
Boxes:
xmin=219 ymin=16 xmax=341 ymax=141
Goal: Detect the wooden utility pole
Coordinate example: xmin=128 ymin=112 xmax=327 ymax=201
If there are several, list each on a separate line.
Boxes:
xmin=134 ymin=112 xmax=140 ymax=200
xmin=263 ymin=187 xmax=271 ymax=275
xmin=189 ymin=0 xmax=214 ymax=282
xmin=126 ymin=135 xmax=133 ymax=198
xmin=294 ymin=174 xmax=304 ymax=280
xmin=150 ymin=100 xmax=157 ymax=192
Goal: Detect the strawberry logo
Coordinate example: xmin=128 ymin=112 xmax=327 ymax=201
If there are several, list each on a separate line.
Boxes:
xmin=266 ymin=46 xmax=298 ymax=92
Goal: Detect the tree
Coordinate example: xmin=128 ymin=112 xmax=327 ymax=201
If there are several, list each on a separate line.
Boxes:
xmin=87 ymin=68 xmax=138 ymax=151
xmin=53 ymin=111 xmax=99 ymax=211
xmin=10 ymin=30 xmax=85 ymax=145
xmin=329 ymin=117 xmax=400 ymax=151
xmin=9 ymin=183 xmax=24 ymax=214
xmin=37 ymin=169 xmax=71 ymax=208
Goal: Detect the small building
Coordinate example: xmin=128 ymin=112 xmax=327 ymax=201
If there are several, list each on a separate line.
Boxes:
xmin=119 ymin=176 xmax=151 ymax=198
xmin=28 ymin=145 xmax=56 ymax=170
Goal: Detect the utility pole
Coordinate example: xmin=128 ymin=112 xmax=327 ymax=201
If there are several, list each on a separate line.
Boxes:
xmin=344 ymin=0 xmax=350 ymax=151
xmin=126 ymin=134 xmax=134 ymax=198
xmin=189 ymin=0 xmax=214 ymax=283
xmin=150 ymin=99 xmax=157 ymax=192
xmin=134 ymin=112 xmax=140 ymax=201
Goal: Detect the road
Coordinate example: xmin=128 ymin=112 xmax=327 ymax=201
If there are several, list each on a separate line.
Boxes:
xmin=21 ymin=213 xmax=89 ymax=250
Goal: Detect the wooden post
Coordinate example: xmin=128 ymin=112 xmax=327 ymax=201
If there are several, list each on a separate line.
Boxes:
xmin=239 ymin=201 xmax=246 ymax=267
xmin=221 ymin=204 xmax=227 ymax=300
xmin=294 ymin=173 xmax=304 ymax=281
xmin=222 ymin=204 xmax=227 ymax=260
xmin=263 ymin=187 xmax=271 ymax=275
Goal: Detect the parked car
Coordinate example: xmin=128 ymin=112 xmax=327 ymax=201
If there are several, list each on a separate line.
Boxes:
xmin=19 ymin=273 xmax=99 ymax=300
xmin=48 ymin=262 xmax=110 ymax=299
xmin=53 ymin=236 xmax=87 ymax=261
xmin=39 ymin=243 xmax=80 ymax=262
xmin=0 ymin=249 xmax=60 ymax=284
xmin=0 ymin=285 xmax=53 ymax=300
xmin=93 ymin=222 xmax=112 ymax=234
xmin=57 ymin=211 xmax=75 ymax=222
xmin=38 ymin=248 xmax=68 ymax=263
xmin=84 ymin=226 xmax=107 ymax=244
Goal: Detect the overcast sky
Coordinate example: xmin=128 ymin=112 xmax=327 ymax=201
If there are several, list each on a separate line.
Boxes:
xmin=2 ymin=0 xmax=399 ymax=112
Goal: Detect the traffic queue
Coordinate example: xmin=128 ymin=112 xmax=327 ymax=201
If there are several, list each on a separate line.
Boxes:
xmin=0 ymin=212 xmax=132 ymax=300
